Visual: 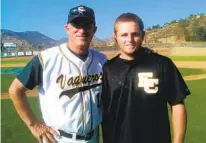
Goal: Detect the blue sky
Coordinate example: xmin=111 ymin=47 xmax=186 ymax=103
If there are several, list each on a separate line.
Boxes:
xmin=1 ymin=0 xmax=206 ymax=40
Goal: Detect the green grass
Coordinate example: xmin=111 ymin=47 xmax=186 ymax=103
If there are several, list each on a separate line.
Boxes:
xmin=179 ymin=68 xmax=206 ymax=76
xmin=1 ymin=79 xmax=206 ymax=143
xmin=1 ymin=97 xmax=42 ymax=143
xmin=1 ymin=59 xmax=30 ymax=65
xmin=1 ymin=74 xmax=16 ymax=93
xmin=184 ymin=79 xmax=206 ymax=143
xmin=168 ymin=56 xmax=206 ymax=61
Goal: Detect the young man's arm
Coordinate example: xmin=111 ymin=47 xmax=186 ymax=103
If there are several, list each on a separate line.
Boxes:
xmin=9 ymin=78 xmax=58 ymax=143
xmin=171 ymin=102 xmax=187 ymax=143
xmin=164 ymin=58 xmax=190 ymax=143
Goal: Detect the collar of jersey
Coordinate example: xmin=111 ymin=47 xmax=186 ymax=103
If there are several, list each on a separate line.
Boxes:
xmin=59 ymin=43 xmax=93 ymax=70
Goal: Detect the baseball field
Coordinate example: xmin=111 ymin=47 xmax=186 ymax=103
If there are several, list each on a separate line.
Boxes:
xmin=1 ymin=50 xmax=206 ymax=143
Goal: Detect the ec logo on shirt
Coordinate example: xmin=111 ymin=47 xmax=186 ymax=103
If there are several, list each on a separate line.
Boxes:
xmin=138 ymin=72 xmax=159 ymax=94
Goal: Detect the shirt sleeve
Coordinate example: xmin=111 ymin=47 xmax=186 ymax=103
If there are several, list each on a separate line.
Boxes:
xmin=163 ymin=58 xmax=190 ymax=105
xmin=17 ymin=55 xmax=43 ymax=90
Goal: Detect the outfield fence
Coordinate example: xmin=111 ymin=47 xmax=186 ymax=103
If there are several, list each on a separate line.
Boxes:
xmin=1 ymin=42 xmax=206 ymax=58
xmin=0 ymin=50 xmax=40 ymax=58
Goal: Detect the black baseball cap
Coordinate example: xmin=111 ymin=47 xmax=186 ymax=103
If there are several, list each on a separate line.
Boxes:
xmin=67 ymin=5 xmax=95 ymax=25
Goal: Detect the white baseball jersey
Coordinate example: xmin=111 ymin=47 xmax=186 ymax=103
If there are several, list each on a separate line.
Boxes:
xmin=37 ymin=43 xmax=107 ymax=142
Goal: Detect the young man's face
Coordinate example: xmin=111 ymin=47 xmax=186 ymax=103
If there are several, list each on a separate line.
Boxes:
xmin=65 ymin=17 xmax=97 ymax=48
xmin=115 ymin=21 xmax=144 ymax=57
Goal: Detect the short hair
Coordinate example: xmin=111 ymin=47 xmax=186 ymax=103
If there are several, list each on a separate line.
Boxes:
xmin=114 ymin=13 xmax=144 ymax=34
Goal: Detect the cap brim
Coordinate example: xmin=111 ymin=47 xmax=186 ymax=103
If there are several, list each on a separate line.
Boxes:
xmin=68 ymin=16 xmax=94 ymax=24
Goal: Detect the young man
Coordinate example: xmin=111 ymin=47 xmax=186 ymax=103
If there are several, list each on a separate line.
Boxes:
xmin=9 ymin=5 xmax=107 ymax=143
xmin=101 ymin=13 xmax=190 ymax=143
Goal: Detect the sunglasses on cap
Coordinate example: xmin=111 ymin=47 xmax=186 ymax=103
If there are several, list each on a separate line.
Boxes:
xmin=70 ymin=18 xmax=94 ymax=29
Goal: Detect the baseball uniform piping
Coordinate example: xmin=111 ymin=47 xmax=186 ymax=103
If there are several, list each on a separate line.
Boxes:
xmin=59 ymin=46 xmax=86 ymax=132
xmin=38 ymin=53 xmax=44 ymax=68
xmin=87 ymin=51 xmax=94 ymax=131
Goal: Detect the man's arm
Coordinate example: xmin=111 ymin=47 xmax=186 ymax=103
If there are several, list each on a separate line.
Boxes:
xmin=9 ymin=78 xmax=58 ymax=143
xmin=171 ymin=102 xmax=187 ymax=143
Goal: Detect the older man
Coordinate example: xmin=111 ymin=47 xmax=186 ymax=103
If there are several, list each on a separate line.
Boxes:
xmin=9 ymin=5 xmax=107 ymax=143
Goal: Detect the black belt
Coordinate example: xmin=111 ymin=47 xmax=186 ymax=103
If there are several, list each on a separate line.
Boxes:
xmin=58 ymin=130 xmax=94 ymax=141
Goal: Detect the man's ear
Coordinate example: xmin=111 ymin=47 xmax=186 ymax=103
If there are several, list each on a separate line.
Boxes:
xmin=141 ymin=31 xmax=145 ymax=40
xmin=64 ymin=24 xmax=70 ymax=33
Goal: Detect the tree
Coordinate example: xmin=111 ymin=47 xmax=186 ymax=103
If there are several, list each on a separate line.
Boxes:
xmin=190 ymin=34 xmax=199 ymax=41
xmin=188 ymin=14 xmax=196 ymax=19
xmin=170 ymin=20 xmax=176 ymax=24
xmin=163 ymin=22 xmax=168 ymax=26
xmin=179 ymin=19 xmax=189 ymax=27
xmin=195 ymin=27 xmax=206 ymax=41
xmin=173 ymin=26 xmax=184 ymax=40
xmin=203 ymin=28 xmax=206 ymax=41
xmin=199 ymin=13 xmax=205 ymax=17
xmin=152 ymin=24 xmax=161 ymax=29
xmin=182 ymin=28 xmax=190 ymax=41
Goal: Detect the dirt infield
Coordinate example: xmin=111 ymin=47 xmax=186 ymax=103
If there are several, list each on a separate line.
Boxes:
xmin=1 ymin=56 xmax=32 ymax=67
xmin=174 ymin=61 xmax=206 ymax=69
xmin=1 ymin=63 xmax=26 ymax=67
xmin=153 ymin=47 xmax=206 ymax=56
xmin=183 ymin=74 xmax=206 ymax=81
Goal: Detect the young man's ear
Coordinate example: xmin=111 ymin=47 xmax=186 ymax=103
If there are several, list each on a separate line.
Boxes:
xmin=141 ymin=31 xmax=145 ymax=40
xmin=113 ymin=33 xmax=117 ymax=44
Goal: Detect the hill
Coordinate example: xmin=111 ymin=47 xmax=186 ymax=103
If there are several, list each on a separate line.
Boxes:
xmin=1 ymin=29 xmax=107 ymax=51
xmin=1 ymin=29 xmax=58 ymax=50
xmin=144 ymin=13 xmax=206 ymax=43
xmin=1 ymin=13 xmax=206 ymax=51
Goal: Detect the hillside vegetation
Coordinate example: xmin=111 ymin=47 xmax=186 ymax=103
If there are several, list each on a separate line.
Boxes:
xmin=144 ymin=13 xmax=206 ymax=43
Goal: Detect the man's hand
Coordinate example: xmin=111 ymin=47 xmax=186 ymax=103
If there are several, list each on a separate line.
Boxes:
xmin=28 ymin=122 xmax=59 ymax=143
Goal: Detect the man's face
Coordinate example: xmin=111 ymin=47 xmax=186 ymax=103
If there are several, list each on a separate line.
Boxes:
xmin=65 ymin=17 xmax=96 ymax=48
xmin=115 ymin=21 xmax=144 ymax=56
